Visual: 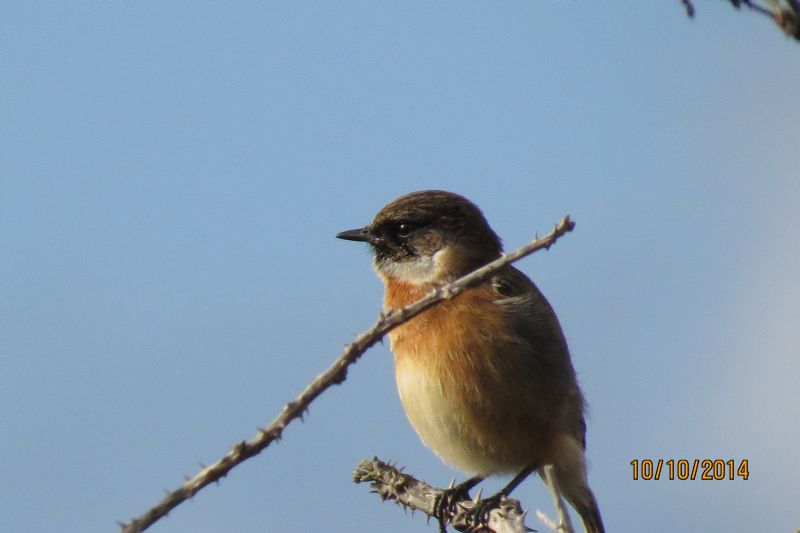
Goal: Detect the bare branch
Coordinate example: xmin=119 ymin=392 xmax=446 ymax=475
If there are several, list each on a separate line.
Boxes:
xmin=737 ymin=0 xmax=800 ymax=39
xmin=119 ymin=216 xmax=575 ymax=533
xmin=679 ymin=1 xmax=800 ymax=40
xmin=353 ymin=458 xmax=531 ymax=533
xmin=679 ymin=0 xmax=800 ymax=41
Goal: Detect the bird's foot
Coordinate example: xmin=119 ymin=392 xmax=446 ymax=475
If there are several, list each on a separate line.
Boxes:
xmin=462 ymin=465 xmax=536 ymax=531
xmin=462 ymin=491 xmax=506 ymax=531
xmin=432 ymin=476 xmax=483 ymax=533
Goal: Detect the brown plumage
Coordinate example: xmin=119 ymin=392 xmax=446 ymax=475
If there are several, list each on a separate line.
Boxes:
xmin=337 ymin=190 xmax=604 ymax=533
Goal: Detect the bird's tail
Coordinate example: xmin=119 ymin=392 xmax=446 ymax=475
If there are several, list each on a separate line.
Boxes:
xmin=560 ymin=478 xmax=604 ymax=533
xmin=542 ymin=435 xmax=605 ymax=533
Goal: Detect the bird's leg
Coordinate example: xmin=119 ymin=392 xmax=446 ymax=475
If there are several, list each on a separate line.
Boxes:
xmin=465 ymin=465 xmax=536 ymax=529
xmin=433 ymin=475 xmax=484 ymax=533
xmin=498 ymin=465 xmax=536 ymax=496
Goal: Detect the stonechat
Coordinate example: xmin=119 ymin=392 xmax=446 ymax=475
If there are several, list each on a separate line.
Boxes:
xmin=337 ymin=190 xmax=604 ymax=533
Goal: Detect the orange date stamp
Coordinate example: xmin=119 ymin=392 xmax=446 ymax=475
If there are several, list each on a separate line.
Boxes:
xmin=630 ymin=459 xmax=749 ymax=480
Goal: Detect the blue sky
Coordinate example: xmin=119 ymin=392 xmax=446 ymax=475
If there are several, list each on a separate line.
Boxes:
xmin=3 ymin=2 xmax=799 ymax=533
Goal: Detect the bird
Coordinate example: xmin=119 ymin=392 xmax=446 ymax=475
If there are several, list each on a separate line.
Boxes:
xmin=336 ymin=190 xmax=604 ymax=533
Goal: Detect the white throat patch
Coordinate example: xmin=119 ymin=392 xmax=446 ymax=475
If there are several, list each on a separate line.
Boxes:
xmin=375 ymin=248 xmax=450 ymax=284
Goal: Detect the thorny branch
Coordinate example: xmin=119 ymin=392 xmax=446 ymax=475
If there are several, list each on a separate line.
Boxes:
xmin=680 ymin=0 xmax=800 ymax=40
xmin=353 ymin=458 xmax=531 ymax=533
xmin=119 ymin=216 xmax=576 ymax=533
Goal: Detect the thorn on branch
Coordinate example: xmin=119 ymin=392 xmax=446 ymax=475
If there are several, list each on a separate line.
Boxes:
xmin=353 ymin=458 xmax=531 ymax=533
xmin=331 ymin=367 xmax=348 ymax=385
xmin=232 ymin=441 xmax=247 ymax=455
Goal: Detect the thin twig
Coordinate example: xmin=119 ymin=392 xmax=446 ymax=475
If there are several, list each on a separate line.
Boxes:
xmin=740 ymin=0 xmax=775 ymax=17
xmin=119 ymin=216 xmax=575 ymax=533
xmin=541 ymin=465 xmax=575 ymax=533
xmin=680 ymin=0 xmax=696 ymax=18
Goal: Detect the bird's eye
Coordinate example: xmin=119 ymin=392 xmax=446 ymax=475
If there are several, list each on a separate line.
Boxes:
xmin=493 ymin=277 xmax=517 ymax=297
xmin=396 ymin=222 xmax=416 ymax=238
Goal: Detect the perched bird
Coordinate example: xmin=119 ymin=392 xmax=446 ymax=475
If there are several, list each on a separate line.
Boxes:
xmin=337 ymin=190 xmax=603 ymax=533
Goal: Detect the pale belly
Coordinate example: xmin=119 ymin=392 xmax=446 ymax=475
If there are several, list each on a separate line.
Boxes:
xmin=394 ymin=356 xmax=525 ymax=476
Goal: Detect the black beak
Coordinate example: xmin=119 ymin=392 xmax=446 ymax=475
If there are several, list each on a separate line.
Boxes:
xmin=336 ymin=227 xmax=376 ymax=243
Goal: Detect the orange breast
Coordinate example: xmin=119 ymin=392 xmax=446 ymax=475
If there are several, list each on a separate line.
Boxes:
xmin=382 ymin=278 xmax=556 ymax=474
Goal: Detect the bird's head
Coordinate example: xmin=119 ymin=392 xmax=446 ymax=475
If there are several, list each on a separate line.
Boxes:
xmin=337 ymin=190 xmax=502 ymax=284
